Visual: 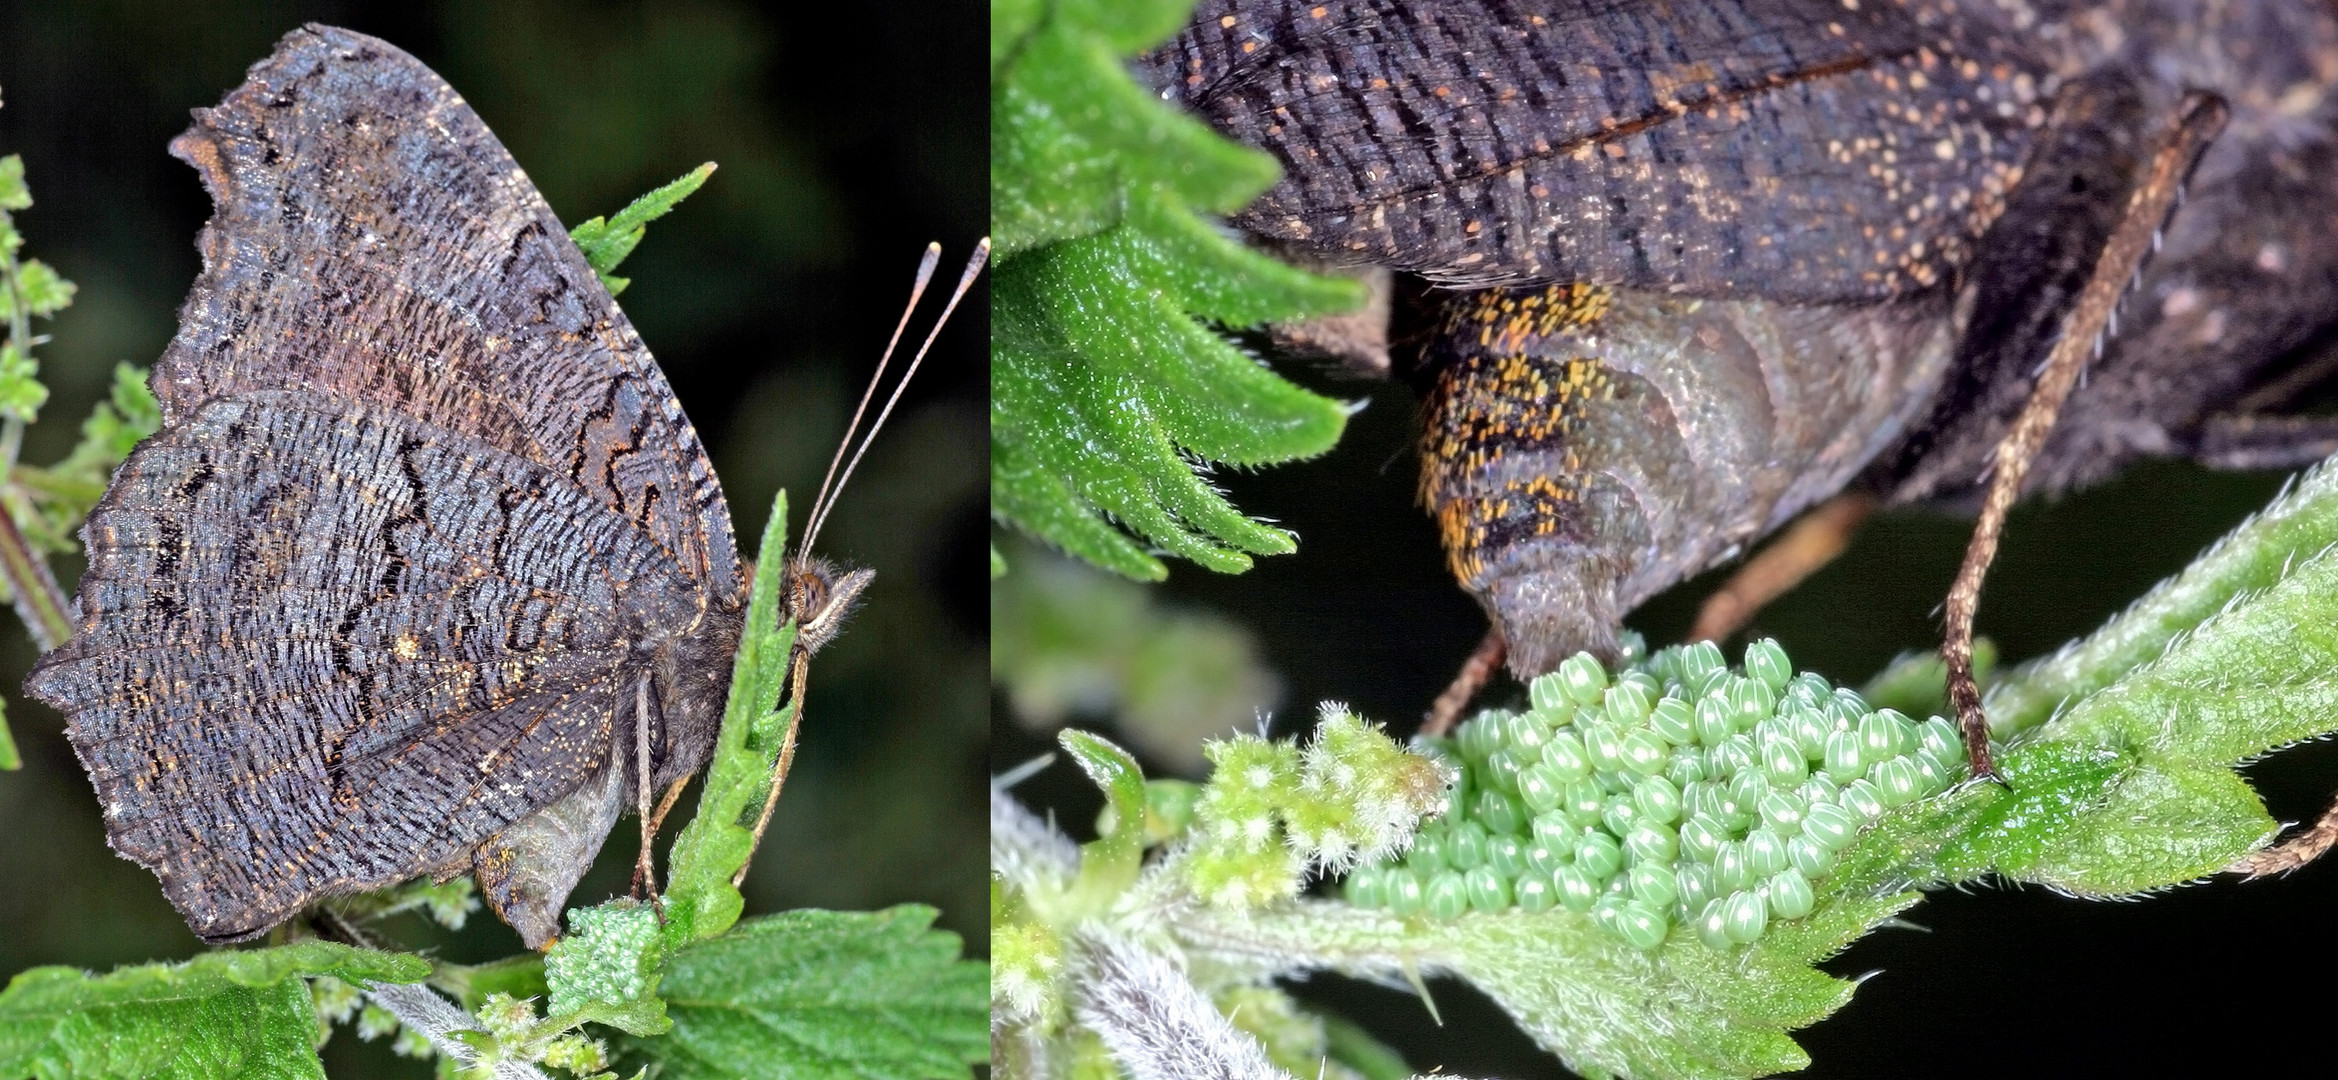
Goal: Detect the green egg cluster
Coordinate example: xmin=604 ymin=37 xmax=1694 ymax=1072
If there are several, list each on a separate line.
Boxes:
xmin=1342 ymin=638 xmax=1966 ymax=951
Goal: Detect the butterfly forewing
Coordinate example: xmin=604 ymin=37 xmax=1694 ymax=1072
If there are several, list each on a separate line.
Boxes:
xmin=1144 ymin=0 xmax=2048 ymax=301
xmin=154 ymin=24 xmax=739 ymax=600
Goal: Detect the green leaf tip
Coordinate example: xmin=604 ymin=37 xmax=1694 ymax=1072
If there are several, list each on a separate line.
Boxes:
xmin=990 ymin=0 xmax=1364 ymax=581
xmin=0 ymin=258 xmax=74 ymax=324
xmin=569 ymin=162 xmax=717 ymax=296
xmin=0 ymin=155 xmax=28 ymax=212
xmin=0 ymin=341 xmax=48 ymax=424
xmin=1060 ymin=729 xmax=1151 ymax=905
xmin=662 ymin=487 xmax=797 ymax=948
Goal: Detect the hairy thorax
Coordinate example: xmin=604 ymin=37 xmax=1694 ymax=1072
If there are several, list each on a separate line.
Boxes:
xmin=643 ymin=597 xmax=746 ymax=793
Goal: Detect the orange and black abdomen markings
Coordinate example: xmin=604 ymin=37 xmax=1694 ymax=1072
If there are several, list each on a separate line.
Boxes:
xmin=1415 ymin=281 xmax=1956 ymax=676
xmin=1419 ymin=284 xmax=1622 ymax=588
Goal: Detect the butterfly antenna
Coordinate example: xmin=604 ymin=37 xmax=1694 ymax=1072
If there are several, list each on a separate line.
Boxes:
xmin=800 ymin=242 xmax=940 ymax=556
xmin=799 ymin=237 xmax=990 ymax=556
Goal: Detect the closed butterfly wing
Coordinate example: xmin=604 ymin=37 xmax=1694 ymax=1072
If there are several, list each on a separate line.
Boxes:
xmin=25 ymin=25 xmax=743 ymax=944
xmin=1144 ymin=0 xmax=2047 ymax=301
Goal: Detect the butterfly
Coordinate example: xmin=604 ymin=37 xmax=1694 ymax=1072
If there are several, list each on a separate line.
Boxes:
xmin=1145 ymin=0 xmax=2328 ymax=776
xmin=23 ymin=23 xmax=985 ymax=948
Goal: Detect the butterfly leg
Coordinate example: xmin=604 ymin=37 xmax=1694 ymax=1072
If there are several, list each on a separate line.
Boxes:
xmin=644 ymin=774 xmax=693 ymax=840
xmin=631 ymin=674 xmax=663 ymax=909
xmin=1421 ymin=628 xmax=1505 ymax=737
xmin=2232 ymin=797 xmax=2338 ymax=877
xmin=2189 ymin=413 xmax=2338 ymax=472
xmin=1690 ymin=492 xmax=1877 ymax=647
xmin=1942 ymin=92 xmax=2229 ymax=781
xmin=732 ymin=646 xmax=811 ymax=889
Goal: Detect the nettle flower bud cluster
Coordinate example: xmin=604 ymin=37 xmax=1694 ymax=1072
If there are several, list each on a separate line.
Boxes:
xmin=1186 ymin=705 xmax=1451 ymax=908
xmin=1343 ymin=639 xmax=1965 ymax=951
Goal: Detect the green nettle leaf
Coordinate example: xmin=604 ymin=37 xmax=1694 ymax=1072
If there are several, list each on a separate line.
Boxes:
xmin=1987 ymin=461 xmax=2338 ymax=738
xmin=1830 ymin=460 xmax=2338 ymax=900
xmin=1198 ymin=894 xmax=1912 ymax=1080
xmin=568 ymin=162 xmax=716 ymax=296
xmin=1009 ymin=455 xmax=2338 ymax=1078
xmin=990 ymin=0 xmax=1269 ymax=259
xmin=659 ymin=488 xmax=799 ymax=947
xmin=989 ymin=0 xmax=1363 ymax=580
xmin=619 ymin=907 xmax=986 ymax=1080
xmin=0 ymin=942 xmax=428 ymax=1080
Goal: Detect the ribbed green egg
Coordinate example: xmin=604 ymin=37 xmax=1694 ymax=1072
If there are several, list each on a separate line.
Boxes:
xmin=1343 ymin=637 xmax=1969 ymax=953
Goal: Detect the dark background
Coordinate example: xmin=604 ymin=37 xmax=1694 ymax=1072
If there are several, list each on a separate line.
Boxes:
xmin=995 ymin=359 xmax=2338 ymax=1076
xmin=0 ymin=0 xmax=984 ymax=1069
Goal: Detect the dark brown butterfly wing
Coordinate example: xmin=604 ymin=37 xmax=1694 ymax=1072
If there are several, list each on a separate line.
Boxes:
xmin=25 ymin=25 xmax=739 ymax=941
xmin=1144 ymin=0 xmax=2047 ymax=301
xmin=151 ymin=24 xmax=739 ymax=596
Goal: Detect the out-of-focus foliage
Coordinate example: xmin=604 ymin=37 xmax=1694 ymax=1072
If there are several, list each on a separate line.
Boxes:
xmin=991 ymin=545 xmax=1281 ymax=771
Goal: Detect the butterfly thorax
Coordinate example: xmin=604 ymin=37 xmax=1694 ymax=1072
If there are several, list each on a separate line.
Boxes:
xmin=640 ymin=595 xmax=745 ymax=793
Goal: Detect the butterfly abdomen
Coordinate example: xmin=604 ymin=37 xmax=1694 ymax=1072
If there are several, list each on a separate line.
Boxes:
xmin=1420 ymin=284 xmax=1955 ymax=676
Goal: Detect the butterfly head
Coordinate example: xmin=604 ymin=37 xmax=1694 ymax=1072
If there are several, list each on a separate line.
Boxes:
xmin=783 ymin=555 xmax=874 ymax=657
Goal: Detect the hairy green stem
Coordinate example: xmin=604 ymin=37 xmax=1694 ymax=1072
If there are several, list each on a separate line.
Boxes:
xmin=0 ymin=488 xmax=67 ymax=650
xmin=363 ymin=981 xmax=549 ymax=1080
xmin=0 ymin=200 xmax=63 ymax=651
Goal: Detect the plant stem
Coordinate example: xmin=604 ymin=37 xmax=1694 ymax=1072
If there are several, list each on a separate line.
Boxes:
xmin=0 ymin=204 xmax=64 ymax=651
xmin=364 ymin=981 xmax=550 ymax=1080
xmin=0 ymin=489 xmax=69 ymax=650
